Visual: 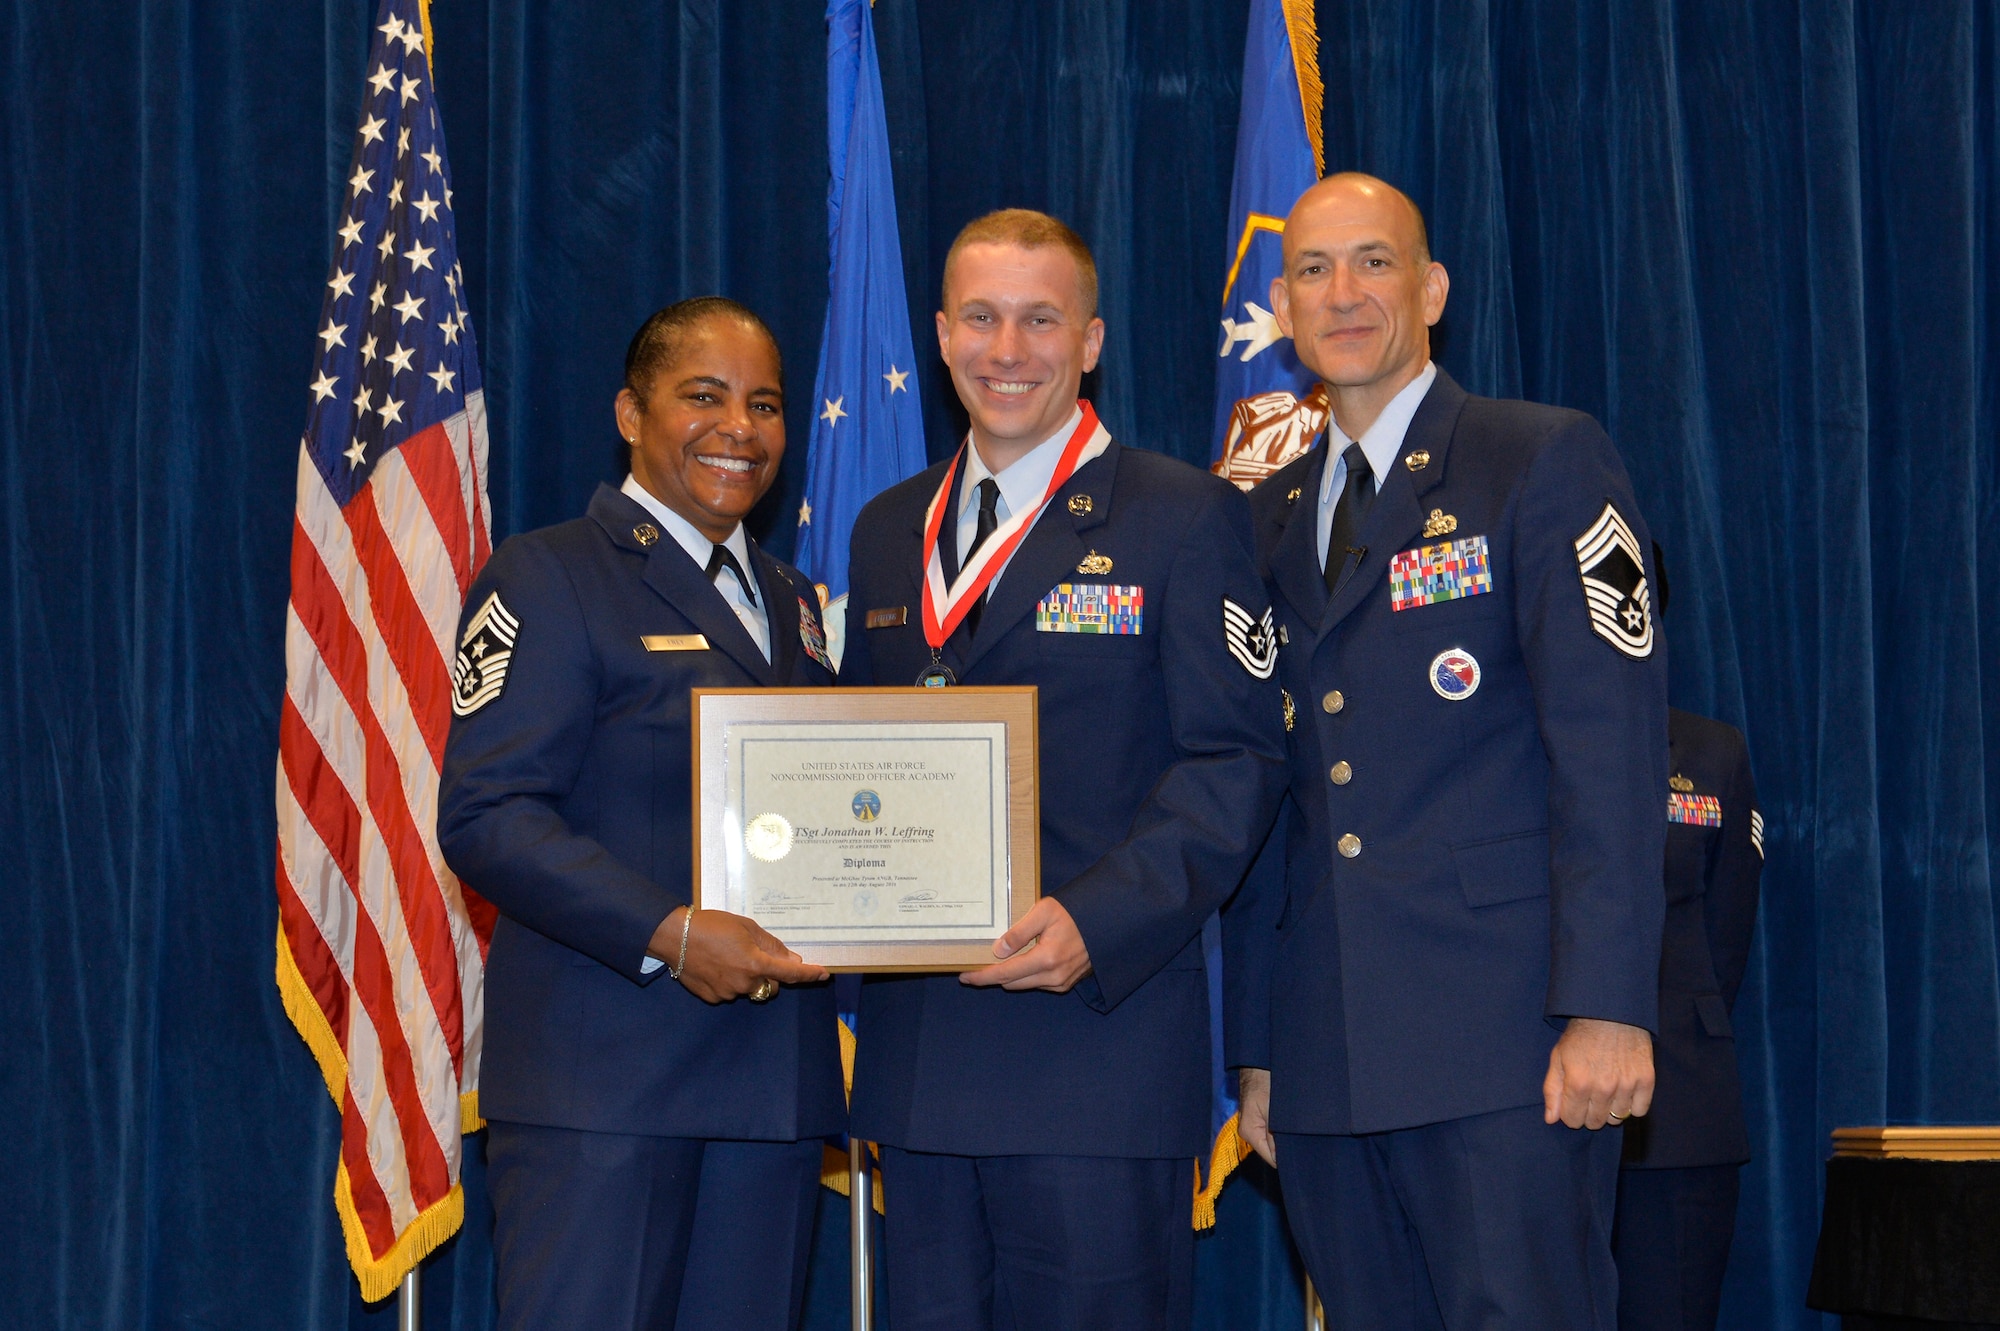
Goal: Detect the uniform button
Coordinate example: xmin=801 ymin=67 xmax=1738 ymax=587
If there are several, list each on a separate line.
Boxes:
xmin=1337 ymin=833 xmax=1362 ymax=858
xmin=1330 ymin=761 xmax=1352 ymax=785
xmin=1321 ymin=690 xmax=1345 ymax=714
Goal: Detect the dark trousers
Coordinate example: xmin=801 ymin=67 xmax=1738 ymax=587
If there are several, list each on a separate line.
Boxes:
xmin=487 ymin=1120 xmax=823 ymax=1331
xmin=1278 ymin=1104 xmax=1623 ymax=1331
xmin=878 ymin=1146 xmax=1194 ymax=1331
xmin=1612 ymin=1164 xmax=1741 ymax=1331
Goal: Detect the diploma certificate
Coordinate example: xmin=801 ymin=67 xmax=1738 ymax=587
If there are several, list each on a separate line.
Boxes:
xmin=693 ymin=688 xmax=1039 ymax=970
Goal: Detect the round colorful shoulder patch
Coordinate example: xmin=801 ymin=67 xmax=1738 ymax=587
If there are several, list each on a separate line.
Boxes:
xmin=1430 ymin=647 xmax=1481 ymax=700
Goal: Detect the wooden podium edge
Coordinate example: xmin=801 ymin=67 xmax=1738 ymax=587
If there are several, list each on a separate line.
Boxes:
xmin=1830 ymin=1125 xmax=2000 ymax=1159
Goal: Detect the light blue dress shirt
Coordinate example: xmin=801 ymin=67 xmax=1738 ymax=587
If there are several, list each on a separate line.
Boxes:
xmin=954 ymin=404 xmax=1083 ymax=589
xmin=1316 ymin=361 xmax=1437 ymax=573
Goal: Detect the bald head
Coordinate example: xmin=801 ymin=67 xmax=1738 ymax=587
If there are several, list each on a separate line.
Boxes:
xmin=1286 ymin=173 xmax=1430 ymax=266
xmin=1270 ymin=172 xmax=1449 ymax=437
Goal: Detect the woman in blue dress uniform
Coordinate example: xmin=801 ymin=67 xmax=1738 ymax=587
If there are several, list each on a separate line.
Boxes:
xmin=438 ymin=298 xmax=844 ymax=1331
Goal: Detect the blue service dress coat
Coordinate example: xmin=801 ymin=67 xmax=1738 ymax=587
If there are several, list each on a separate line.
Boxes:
xmin=437 ymin=483 xmax=845 ymax=1142
xmin=839 ymin=437 xmax=1290 ymax=1159
xmin=1224 ymin=368 xmax=1670 ymax=1136
xmin=1621 ymin=708 xmax=1762 ymax=1169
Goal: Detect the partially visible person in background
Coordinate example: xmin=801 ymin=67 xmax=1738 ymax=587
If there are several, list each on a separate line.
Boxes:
xmin=1614 ymin=548 xmax=1765 ymax=1331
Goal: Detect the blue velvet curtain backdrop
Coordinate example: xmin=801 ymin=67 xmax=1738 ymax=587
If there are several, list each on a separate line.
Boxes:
xmin=1 ymin=2 xmax=1994 ymax=1328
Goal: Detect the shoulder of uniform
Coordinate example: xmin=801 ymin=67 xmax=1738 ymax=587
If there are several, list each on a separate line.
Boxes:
xmin=1668 ymin=707 xmax=1751 ymax=786
xmin=1457 ymin=394 xmax=1606 ymax=462
xmin=1112 ymin=443 xmax=1242 ymax=507
xmin=855 ymin=458 xmax=952 ymax=528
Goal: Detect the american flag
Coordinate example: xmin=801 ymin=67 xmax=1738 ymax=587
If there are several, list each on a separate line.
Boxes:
xmin=274 ymin=0 xmax=496 ymax=1299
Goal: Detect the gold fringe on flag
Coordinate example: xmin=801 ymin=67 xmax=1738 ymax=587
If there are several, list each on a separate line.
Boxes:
xmin=336 ymin=1166 xmax=466 ymax=1303
xmin=1192 ymin=1112 xmax=1256 ymax=1230
xmin=1281 ymin=0 xmax=1325 ymax=177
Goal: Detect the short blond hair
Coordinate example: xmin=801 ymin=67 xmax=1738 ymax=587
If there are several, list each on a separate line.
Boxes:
xmin=942 ymin=209 xmax=1099 ymax=318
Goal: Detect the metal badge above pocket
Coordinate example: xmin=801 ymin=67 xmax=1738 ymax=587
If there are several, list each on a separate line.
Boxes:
xmin=641 ymin=633 xmax=709 ymax=652
xmin=1035 ymin=582 xmax=1142 ymax=634
xmin=1389 ymin=534 xmax=1493 ymax=612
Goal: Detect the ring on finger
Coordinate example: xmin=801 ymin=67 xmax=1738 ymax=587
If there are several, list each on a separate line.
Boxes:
xmin=1606 ymin=1109 xmax=1626 ymax=1123
xmin=750 ymin=977 xmax=779 ymax=1003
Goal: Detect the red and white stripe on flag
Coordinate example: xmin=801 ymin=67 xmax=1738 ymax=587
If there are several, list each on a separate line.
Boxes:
xmin=276 ymin=0 xmax=496 ymax=1301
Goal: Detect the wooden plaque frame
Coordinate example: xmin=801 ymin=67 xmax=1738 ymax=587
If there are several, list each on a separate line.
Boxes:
xmin=692 ymin=686 xmax=1040 ymax=971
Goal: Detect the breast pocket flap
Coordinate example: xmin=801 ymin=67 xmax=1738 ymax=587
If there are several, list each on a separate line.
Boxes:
xmin=1449 ymin=830 xmax=1550 ymax=908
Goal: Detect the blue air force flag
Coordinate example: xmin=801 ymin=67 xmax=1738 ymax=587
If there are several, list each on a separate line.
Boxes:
xmin=794 ymin=0 xmax=928 ymax=668
xmin=1209 ymin=0 xmax=1326 ymax=492
xmin=1194 ymin=0 xmax=1326 ymax=1231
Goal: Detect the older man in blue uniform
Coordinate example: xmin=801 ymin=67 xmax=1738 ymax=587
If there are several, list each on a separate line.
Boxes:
xmin=839 ymin=210 xmax=1288 ymax=1331
xmin=438 ymin=298 xmax=843 ymax=1331
xmin=1224 ymin=174 xmax=1669 ymax=1328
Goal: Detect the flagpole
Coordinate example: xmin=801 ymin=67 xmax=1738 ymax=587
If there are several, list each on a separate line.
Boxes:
xmin=399 ymin=1267 xmax=421 ymax=1331
xmin=849 ymin=1141 xmax=873 ymax=1330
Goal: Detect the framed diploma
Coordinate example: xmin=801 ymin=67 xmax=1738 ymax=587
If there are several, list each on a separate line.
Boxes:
xmin=692 ymin=687 xmax=1039 ymax=970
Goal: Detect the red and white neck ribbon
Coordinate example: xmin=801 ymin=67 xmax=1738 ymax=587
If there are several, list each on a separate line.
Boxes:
xmin=920 ymin=401 xmax=1111 ymax=649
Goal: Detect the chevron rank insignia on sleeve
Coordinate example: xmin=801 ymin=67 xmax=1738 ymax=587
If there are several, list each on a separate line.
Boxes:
xmin=452 ymin=590 xmax=520 ymax=716
xmin=1223 ymin=597 xmax=1277 ymax=679
xmin=1574 ymin=503 xmax=1654 ymax=658
xmin=1751 ymin=809 xmax=1765 ymax=859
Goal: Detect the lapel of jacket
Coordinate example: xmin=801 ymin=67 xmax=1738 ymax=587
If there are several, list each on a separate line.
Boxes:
xmin=1267 ymin=445 xmax=1332 ymax=630
xmin=751 ymin=539 xmax=803 ymax=682
xmin=958 ymin=440 xmax=1119 ymax=675
xmin=1317 ymin=369 xmax=1469 ymax=639
xmin=587 ymin=484 xmax=777 ymax=684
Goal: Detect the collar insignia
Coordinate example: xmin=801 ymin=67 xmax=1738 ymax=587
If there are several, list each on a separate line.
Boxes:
xmin=1067 ymin=494 xmax=1093 ymax=516
xmin=632 ymin=522 xmax=660 ymax=547
xmin=1404 ymin=450 xmax=1431 ymax=471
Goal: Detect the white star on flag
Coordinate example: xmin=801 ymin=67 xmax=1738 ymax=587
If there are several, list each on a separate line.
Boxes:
xmin=328 ymin=270 xmax=355 ymax=298
xmin=404 ymin=240 xmax=435 ymax=272
xmin=883 ymin=365 xmax=908 ymax=392
xmin=393 ymin=292 xmax=424 ymax=324
xmin=798 ymin=498 xmax=813 ymax=525
xmin=385 ymin=343 xmax=415 ymax=375
xmin=820 ymin=397 xmax=847 ymax=427
xmin=319 ymin=320 xmax=347 ymax=351
xmin=367 ymin=63 xmax=397 ymax=96
xmin=427 ymin=363 xmax=456 ymax=393
xmin=359 ymin=114 xmax=386 ymax=145
xmin=310 ymin=371 xmax=338 ymax=401
xmin=349 ymin=166 xmax=375 ymax=196
xmin=338 ymin=216 xmax=365 ymax=249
